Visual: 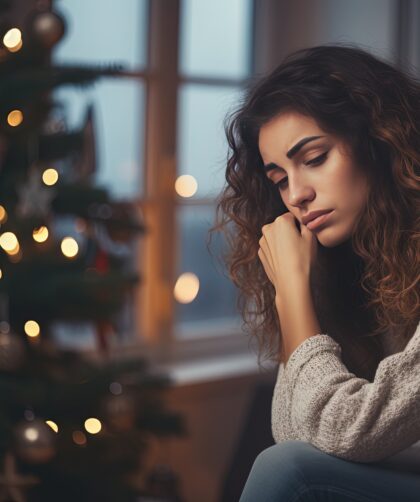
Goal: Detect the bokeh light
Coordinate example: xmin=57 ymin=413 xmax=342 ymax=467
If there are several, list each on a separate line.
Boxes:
xmin=61 ymin=237 xmax=79 ymax=258
xmin=42 ymin=168 xmax=59 ymax=186
xmin=7 ymin=109 xmax=23 ymax=127
xmin=3 ymin=28 xmax=22 ymax=52
xmin=174 ymin=272 xmax=200 ymax=303
xmin=46 ymin=420 xmax=58 ymax=433
xmin=84 ymin=418 xmax=102 ymax=435
xmin=175 ymin=174 xmax=198 ymax=198
xmin=33 ymin=226 xmax=49 ymax=243
xmin=24 ymin=320 xmax=40 ymax=338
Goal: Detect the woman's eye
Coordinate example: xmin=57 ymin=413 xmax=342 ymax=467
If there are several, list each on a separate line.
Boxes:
xmin=304 ymin=151 xmax=328 ymax=166
xmin=273 ymin=178 xmax=288 ymax=189
xmin=272 ymin=151 xmax=328 ymax=189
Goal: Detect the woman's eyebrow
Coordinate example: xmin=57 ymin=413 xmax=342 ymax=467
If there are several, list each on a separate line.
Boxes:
xmin=263 ymin=135 xmax=325 ymax=173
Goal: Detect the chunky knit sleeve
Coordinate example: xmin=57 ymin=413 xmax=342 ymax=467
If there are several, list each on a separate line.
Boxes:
xmin=271 ymin=321 xmax=420 ymax=463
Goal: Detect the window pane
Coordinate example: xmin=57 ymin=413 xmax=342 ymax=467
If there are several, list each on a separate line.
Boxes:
xmin=55 ymin=0 xmax=148 ymax=68
xmin=53 ymin=80 xmax=145 ymax=200
xmin=177 ymin=84 xmax=245 ymax=199
xmin=180 ymin=0 xmax=253 ymax=78
xmin=175 ymin=205 xmax=241 ymax=338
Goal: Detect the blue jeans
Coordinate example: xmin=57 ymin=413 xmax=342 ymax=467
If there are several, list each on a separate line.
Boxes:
xmin=239 ymin=440 xmax=420 ymax=501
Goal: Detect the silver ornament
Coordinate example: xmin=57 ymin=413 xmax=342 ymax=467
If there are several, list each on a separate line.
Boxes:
xmin=14 ymin=419 xmax=56 ymax=464
xmin=101 ymin=392 xmax=137 ymax=432
xmin=16 ymin=165 xmax=56 ymax=219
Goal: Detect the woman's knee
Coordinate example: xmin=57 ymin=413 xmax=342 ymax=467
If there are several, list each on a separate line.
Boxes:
xmin=254 ymin=440 xmax=316 ymax=476
xmin=258 ymin=440 xmax=316 ymax=462
xmin=256 ymin=439 xmax=348 ymax=485
xmin=240 ymin=441 xmax=313 ymax=501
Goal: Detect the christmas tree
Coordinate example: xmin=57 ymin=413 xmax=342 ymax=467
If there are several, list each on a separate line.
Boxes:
xmin=0 ymin=3 xmax=186 ymax=501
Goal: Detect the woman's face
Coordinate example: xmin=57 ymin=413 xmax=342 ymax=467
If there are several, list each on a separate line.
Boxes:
xmin=258 ymin=110 xmax=370 ymax=248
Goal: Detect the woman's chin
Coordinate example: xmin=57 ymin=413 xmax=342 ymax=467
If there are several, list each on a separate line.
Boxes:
xmin=316 ymin=230 xmax=351 ymax=248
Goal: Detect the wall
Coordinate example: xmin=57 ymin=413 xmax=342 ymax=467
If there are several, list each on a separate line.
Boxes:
xmin=140 ymin=369 xmax=276 ymax=502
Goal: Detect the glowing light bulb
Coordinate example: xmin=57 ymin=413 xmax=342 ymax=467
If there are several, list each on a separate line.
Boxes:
xmin=24 ymin=320 xmax=40 ymax=338
xmin=84 ymin=418 xmax=102 ymax=434
xmin=175 ymin=174 xmax=198 ymax=198
xmin=0 ymin=231 xmax=18 ymax=251
xmin=33 ymin=226 xmax=49 ymax=243
xmin=7 ymin=109 xmax=23 ymax=127
xmin=25 ymin=427 xmax=39 ymax=442
xmin=174 ymin=272 xmax=200 ymax=303
xmin=42 ymin=168 xmax=59 ymax=186
xmin=46 ymin=420 xmax=58 ymax=433
xmin=61 ymin=237 xmax=79 ymax=258
xmin=3 ymin=28 xmax=22 ymax=52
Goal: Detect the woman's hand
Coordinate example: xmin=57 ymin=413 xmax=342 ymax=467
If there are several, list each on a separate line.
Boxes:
xmin=257 ymin=212 xmax=318 ymax=299
xmin=258 ymin=212 xmax=321 ymax=364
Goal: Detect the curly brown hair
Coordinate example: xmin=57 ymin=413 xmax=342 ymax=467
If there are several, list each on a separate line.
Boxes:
xmin=208 ymin=43 xmax=420 ymax=380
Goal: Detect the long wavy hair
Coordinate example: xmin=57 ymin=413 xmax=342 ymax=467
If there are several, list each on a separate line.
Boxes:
xmin=208 ymin=43 xmax=420 ymax=380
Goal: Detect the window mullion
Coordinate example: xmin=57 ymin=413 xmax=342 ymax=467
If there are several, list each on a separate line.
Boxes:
xmin=138 ymin=0 xmax=180 ymax=348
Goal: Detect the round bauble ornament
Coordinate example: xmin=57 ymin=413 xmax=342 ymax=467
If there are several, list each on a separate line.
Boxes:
xmin=30 ymin=10 xmax=66 ymax=49
xmin=14 ymin=418 xmax=56 ymax=464
xmin=101 ymin=392 xmax=137 ymax=432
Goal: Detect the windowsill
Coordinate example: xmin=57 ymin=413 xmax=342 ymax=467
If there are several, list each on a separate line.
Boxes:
xmin=153 ymin=351 xmax=276 ymax=386
xmin=82 ymin=330 xmax=278 ymax=387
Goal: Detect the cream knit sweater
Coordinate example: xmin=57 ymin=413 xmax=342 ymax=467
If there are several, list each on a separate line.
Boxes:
xmin=271 ymin=320 xmax=420 ymax=464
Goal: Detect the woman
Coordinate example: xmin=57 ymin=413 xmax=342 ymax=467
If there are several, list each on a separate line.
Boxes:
xmin=209 ymin=43 xmax=420 ymax=500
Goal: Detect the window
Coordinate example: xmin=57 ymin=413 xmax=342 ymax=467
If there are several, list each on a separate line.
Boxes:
xmin=53 ymin=0 xmax=148 ymax=200
xmin=51 ymin=0 xmax=148 ymax=349
xmin=52 ymin=0 xmax=257 ymax=363
xmin=175 ymin=0 xmax=254 ymax=341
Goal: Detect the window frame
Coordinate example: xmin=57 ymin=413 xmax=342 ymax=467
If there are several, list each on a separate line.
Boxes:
xmin=80 ymin=0 xmax=261 ymax=367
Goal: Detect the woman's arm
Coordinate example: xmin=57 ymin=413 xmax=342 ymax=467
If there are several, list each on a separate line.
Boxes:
xmin=275 ymin=279 xmax=321 ymax=364
xmin=272 ymin=320 xmax=420 ymax=463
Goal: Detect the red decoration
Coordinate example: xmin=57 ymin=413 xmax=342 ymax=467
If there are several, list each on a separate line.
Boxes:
xmin=93 ymin=247 xmax=109 ymax=273
xmin=95 ymin=320 xmax=113 ymax=355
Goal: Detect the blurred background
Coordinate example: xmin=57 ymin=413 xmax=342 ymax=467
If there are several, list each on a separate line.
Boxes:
xmin=0 ymin=0 xmax=419 ymax=501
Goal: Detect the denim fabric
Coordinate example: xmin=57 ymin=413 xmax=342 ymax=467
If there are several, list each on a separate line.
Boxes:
xmin=239 ymin=440 xmax=420 ymax=501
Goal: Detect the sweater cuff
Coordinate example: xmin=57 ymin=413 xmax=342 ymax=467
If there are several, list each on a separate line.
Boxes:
xmin=284 ymin=334 xmax=344 ymax=387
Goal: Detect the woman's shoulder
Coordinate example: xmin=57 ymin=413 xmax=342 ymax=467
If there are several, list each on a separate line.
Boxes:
xmin=382 ymin=319 xmax=420 ymax=357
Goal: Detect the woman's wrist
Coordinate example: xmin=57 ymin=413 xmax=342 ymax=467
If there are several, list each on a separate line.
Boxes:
xmin=274 ymin=277 xmax=321 ymax=363
xmin=274 ymin=275 xmax=311 ymax=309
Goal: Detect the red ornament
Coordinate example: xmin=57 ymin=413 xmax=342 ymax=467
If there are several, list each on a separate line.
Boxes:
xmin=95 ymin=320 xmax=113 ymax=355
xmin=93 ymin=247 xmax=109 ymax=273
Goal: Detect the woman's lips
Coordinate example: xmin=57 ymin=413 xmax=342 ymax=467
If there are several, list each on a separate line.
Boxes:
xmin=306 ymin=210 xmax=334 ymax=230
